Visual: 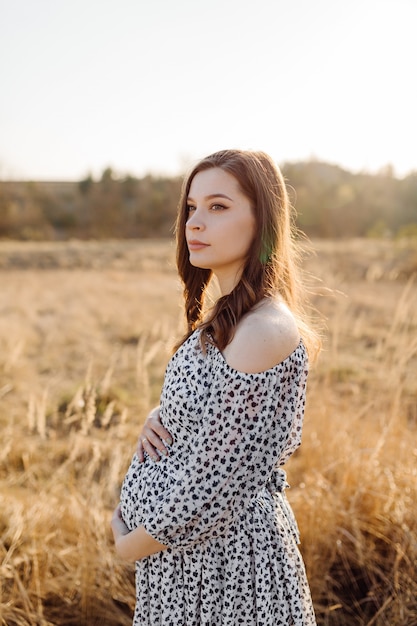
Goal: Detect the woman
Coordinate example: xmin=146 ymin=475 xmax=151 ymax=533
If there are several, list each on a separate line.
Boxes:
xmin=111 ymin=149 xmax=319 ymax=625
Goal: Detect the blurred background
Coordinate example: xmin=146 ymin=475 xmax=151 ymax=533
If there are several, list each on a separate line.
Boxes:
xmin=1 ymin=0 xmax=416 ymax=241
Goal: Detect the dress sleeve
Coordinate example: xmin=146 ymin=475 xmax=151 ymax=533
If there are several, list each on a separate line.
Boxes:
xmin=140 ymin=343 xmax=308 ymax=549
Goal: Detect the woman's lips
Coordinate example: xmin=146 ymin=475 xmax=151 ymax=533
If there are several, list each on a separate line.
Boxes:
xmin=187 ymin=240 xmax=210 ymax=251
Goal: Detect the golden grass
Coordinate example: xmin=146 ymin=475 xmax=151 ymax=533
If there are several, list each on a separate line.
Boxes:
xmin=0 ymin=238 xmax=416 ymax=625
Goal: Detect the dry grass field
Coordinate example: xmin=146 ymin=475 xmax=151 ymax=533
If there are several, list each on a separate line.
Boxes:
xmin=0 ymin=238 xmax=416 ymax=626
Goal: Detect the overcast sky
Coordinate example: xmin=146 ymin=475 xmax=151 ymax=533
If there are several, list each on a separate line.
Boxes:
xmin=1 ymin=0 xmax=416 ymax=180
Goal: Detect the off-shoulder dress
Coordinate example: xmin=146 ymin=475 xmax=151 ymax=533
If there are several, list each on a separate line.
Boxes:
xmin=120 ymin=329 xmax=316 ymax=625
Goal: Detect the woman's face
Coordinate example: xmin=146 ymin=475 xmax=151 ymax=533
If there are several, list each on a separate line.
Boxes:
xmin=185 ymin=167 xmax=256 ymax=293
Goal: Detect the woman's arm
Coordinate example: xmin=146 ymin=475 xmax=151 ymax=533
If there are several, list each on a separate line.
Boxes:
xmin=111 ymin=504 xmax=167 ymax=562
xmin=111 ymin=408 xmax=173 ymax=562
xmin=137 ymin=343 xmax=308 ymax=549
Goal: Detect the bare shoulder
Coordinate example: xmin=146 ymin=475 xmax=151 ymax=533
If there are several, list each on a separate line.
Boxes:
xmin=222 ymin=299 xmax=301 ymax=374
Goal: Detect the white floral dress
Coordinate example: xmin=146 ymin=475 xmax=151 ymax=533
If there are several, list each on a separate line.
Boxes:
xmin=120 ymin=329 xmax=316 ymax=625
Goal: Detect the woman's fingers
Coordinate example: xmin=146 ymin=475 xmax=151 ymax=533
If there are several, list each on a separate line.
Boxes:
xmin=136 ymin=439 xmax=145 ymax=463
xmin=111 ymin=504 xmax=129 ymax=540
xmin=136 ymin=408 xmax=173 ymax=462
xmin=141 ymin=427 xmax=171 ymax=461
xmin=141 ymin=434 xmax=162 ymax=462
xmin=147 ymin=415 xmax=173 ymax=447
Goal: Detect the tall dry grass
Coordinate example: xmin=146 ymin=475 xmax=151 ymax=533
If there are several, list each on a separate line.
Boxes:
xmin=0 ymin=238 xmax=416 ymax=625
xmin=292 ymin=240 xmax=417 ymax=625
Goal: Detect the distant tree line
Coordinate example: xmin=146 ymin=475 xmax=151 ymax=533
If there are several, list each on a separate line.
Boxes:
xmin=0 ymin=161 xmax=416 ymax=240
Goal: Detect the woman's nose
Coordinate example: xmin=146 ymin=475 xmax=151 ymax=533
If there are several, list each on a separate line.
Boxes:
xmin=187 ymin=210 xmax=205 ymax=230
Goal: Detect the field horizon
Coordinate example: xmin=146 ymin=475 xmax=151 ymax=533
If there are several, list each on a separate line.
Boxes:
xmin=1 ymin=237 xmax=416 ymax=625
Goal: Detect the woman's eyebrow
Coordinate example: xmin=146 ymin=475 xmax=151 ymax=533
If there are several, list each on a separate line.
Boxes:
xmin=187 ymin=193 xmax=233 ymax=203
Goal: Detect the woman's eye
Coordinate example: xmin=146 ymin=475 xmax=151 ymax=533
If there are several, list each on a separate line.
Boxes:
xmin=186 ymin=203 xmax=227 ymax=213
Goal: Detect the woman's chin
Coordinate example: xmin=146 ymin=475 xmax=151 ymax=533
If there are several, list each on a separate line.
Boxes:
xmin=188 ymin=256 xmax=210 ymax=270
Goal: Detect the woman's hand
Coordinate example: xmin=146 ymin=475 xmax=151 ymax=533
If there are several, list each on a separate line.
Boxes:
xmin=111 ymin=504 xmax=130 ymax=544
xmin=136 ymin=406 xmax=173 ymax=463
xmin=111 ymin=504 xmax=167 ymax=562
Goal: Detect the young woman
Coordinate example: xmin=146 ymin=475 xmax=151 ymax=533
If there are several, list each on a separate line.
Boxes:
xmin=111 ymin=149 xmax=319 ymax=625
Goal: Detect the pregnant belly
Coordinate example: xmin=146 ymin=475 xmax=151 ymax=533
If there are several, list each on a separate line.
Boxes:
xmin=119 ymin=453 xmax=178 ymax=531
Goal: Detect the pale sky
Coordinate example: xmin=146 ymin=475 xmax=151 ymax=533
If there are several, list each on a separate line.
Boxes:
xmin=1 ymin=0 xmax=416 ymax=180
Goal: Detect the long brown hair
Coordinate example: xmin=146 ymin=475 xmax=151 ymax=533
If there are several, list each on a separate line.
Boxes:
xmin=175 ymin=149 xmax=319 ymax=358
